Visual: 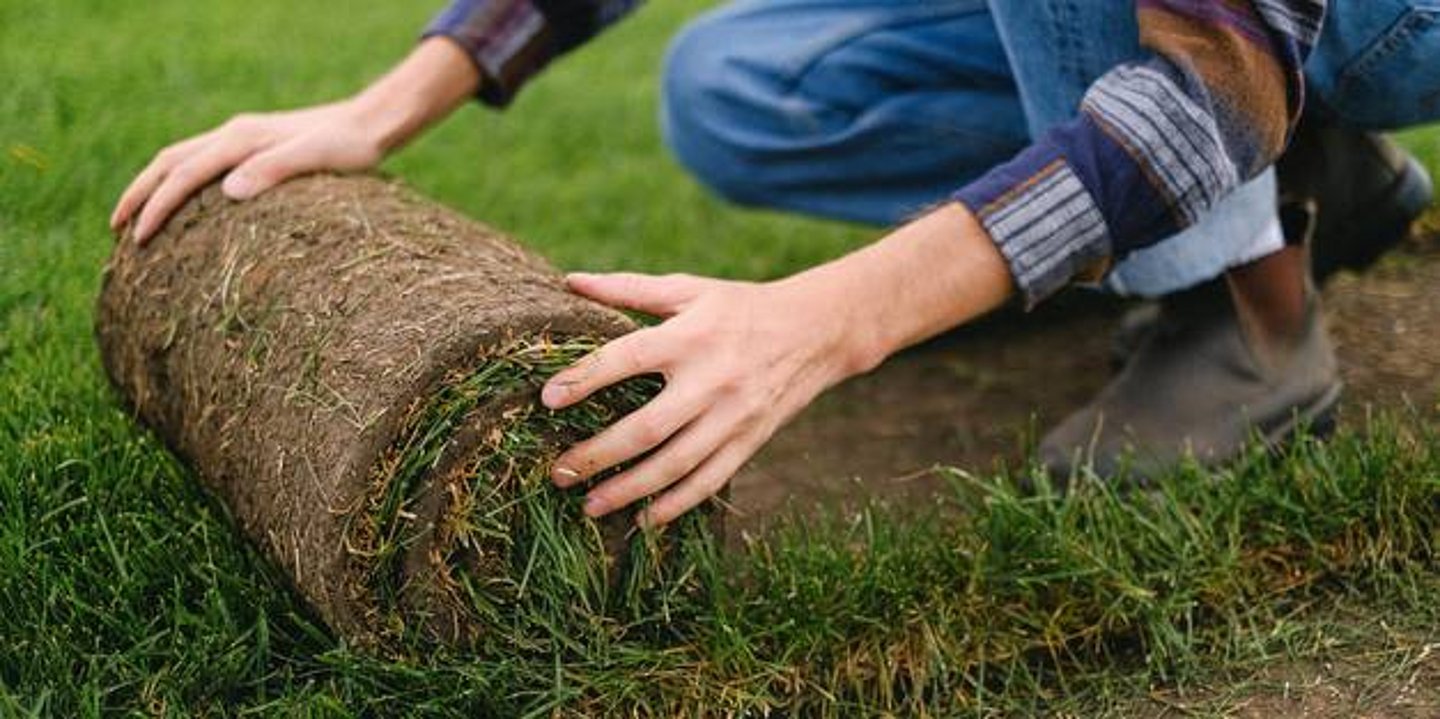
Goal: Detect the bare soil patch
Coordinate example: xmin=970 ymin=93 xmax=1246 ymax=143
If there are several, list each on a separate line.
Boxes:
xmin=728 ymin=217 xmax=1440 ymax=716
xmin=732 ymin=221 xmax=1440 ymax=530
xmin=1142 ymin=638 xmax=1440 ymax=718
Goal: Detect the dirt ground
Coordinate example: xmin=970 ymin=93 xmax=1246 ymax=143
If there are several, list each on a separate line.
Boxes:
xmin=725 ymin=218 xmax=1440 ymax=715
xmin=731 ymin=219 xmax=1440 ymax=529
xmin=1141 ymin=645 xmax=1440 ymax=718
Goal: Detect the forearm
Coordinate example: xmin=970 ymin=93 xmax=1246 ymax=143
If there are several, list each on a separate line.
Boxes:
xmin=779 ymin=204 xmax=1014 ymax=375
xmin=349 ymin=37 xmax=482 ymax=154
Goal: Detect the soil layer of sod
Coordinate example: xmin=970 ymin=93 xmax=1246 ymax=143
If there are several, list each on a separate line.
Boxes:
xmin=95 ymin=175 xmax=716 ymax=652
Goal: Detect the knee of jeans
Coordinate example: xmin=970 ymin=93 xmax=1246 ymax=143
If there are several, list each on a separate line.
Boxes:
xmin=660 ymin=16 xmax=781 ymax=206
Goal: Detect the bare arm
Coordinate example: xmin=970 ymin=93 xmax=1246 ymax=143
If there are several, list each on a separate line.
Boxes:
xmin=112 ymin=37 xmax=481 ymax=243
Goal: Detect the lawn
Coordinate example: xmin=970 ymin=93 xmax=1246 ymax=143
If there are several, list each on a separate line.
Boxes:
xmin=3 ymin=1 xmax=1440 ymax=716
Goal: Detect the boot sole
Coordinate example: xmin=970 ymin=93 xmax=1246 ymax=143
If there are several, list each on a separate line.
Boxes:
xmin=1257 ymin=381 xmax=1345 ymax=451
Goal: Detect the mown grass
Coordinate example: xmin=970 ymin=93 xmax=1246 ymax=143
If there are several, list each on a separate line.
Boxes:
xmin=3 ymin=0 xmax=1439 ymax=716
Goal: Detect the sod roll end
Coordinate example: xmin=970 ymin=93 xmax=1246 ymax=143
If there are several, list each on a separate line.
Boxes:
xmin=96 ymin=175 xmax=720 ymax=652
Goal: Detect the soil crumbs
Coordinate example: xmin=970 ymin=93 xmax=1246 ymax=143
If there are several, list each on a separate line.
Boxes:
xmin=728 ymin=221 xmax=1440 ymax=717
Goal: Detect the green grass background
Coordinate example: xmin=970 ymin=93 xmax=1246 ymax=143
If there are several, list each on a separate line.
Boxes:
xmin=3 ymin=0 xmax=1440 ymax=715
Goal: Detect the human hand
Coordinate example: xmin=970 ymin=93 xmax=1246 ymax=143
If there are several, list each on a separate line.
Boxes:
xmin=542 ymin=271 xmax=872 ymax=527
xmin=545 ymin=206 xmax=1016 ymax=527
xmin=110 ymin=100 xmax=389 ymax=243
xmin=111 ymin=37 xmax=480 ymax=244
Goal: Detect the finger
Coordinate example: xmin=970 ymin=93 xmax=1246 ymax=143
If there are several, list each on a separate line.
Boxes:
xmin=541 ymin=328 xmax=666 ymax=410
xmin=581 ymin=408 xmax=733 ymax=519
xmin=565 ymin=272 xmax=703 ymax=318
xmin=132 ymin=136 xmax=262 ymax=243
xmin=222 ymin=138 xmax=310 ymax=200
xmin=111 ymin=134 xmax=210 ymax=231
xmin=636 ymin=431 xmax=756 ymax=527
xmin=551 ymin=382 xmax=707 ymax=487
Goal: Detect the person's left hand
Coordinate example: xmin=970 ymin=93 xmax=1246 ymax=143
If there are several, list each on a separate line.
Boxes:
xmin=542 ymin=270 xmax=871 ymax=528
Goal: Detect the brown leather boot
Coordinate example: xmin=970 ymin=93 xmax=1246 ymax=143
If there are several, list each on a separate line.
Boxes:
xmin=1109 ymin=123 xmax=1432 ymax=369
xmin=1039 ymin=277 xmax=1342 ymax=482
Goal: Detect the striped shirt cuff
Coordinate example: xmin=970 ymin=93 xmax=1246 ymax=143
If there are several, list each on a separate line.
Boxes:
xmin=953 ymin=151 xmax=1113 ymax=310
xmin=423 ymin=0 xmax=554 ymax=107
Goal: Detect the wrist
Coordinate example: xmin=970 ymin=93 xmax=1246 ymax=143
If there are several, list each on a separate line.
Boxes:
xmin=770 ymin=270 xmax=887 ymax=383
xmin=783 ymin=204 xmax=1015 ymax=377
xmin=867 ymin=205 xmax=1014 ymax=355
xmin=348 ymin=37 xmax=481 ymax=154
xmin=343 ymin=95 xmax=418 ymax=156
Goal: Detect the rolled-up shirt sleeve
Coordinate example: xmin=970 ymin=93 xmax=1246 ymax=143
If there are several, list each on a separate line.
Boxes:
xmin=422 ymin=0 xmax=643 ymax=107
xmin=954 ymin=0 xmax=1327 ymax=308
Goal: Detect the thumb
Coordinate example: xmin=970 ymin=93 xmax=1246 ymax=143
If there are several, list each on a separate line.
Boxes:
xmin=566 ymin=272 xmax=706 ymax=318
xmin=222 ymin=142 xmax=306 ymax=200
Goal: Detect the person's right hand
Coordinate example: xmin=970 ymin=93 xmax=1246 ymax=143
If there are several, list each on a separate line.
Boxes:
xmin=111 ymin=100 xmax=388 ymax=243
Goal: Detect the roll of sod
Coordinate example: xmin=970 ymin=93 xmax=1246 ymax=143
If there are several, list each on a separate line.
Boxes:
xmin=95 ymin=175 xmax=716 ymax=652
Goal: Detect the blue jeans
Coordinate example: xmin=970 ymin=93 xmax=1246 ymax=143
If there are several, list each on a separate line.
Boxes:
xmin=660 ymin=0 xmax=1440 ymax=296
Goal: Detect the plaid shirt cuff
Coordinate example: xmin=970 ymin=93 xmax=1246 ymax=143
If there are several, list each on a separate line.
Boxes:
xmin=953 ymin=145 xmax=1114 ymax=310
xmin=422 ymin=0 xmax=554 ymax=107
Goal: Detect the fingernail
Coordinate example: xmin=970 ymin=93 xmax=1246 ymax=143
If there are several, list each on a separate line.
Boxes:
xmin=541 ymin=382 xmax=566 ymax=409
xmin=224 ymin=171 xmax=256 ymax=200
xmin=552 ymin=465 xmax=579 ymax=486
xmin=583 ymin=494 xmax=607 ymax=517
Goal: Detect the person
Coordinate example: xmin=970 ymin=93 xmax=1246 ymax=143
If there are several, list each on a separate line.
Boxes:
xmin=111 ymin=1 xmax=1439 ymax=528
